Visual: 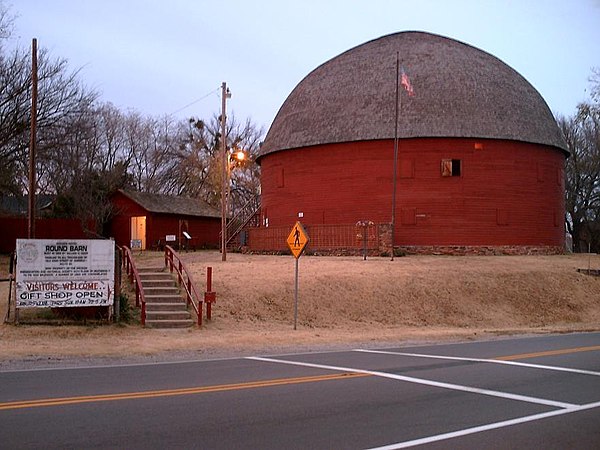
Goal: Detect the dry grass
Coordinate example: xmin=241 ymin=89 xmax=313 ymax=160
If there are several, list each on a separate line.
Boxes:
xmin=2 ymin=252 xmax=600 ymax=362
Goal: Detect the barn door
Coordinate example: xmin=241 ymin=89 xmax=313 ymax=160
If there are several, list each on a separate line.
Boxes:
xmin=130 ymin=216 xmax=147 ymax=250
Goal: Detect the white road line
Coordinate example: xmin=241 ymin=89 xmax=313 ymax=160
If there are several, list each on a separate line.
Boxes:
xmin=353 ymin=349 xmax=600 ymax=377
xmin=365 ymin=400 xmax=600 ymax=449
xmin=246 ymin=356 xmax=577 ymax=409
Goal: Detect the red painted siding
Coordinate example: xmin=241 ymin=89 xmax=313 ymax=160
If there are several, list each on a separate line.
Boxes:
xmin=108 ymin=192 xmax=220 ymax=249
xmin=0 ymin=217 xmax=96 ymax=253
xmin=108 ymin=192 xmax=146 ymax=248
xmin=259 ymin=138 xmax=566 ymax=247
xmin=149 ymin=214 xmax=220 ymax=249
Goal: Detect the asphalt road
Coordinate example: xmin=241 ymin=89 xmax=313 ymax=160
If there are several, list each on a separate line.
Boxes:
xmin=1 ymin=332 xmax=600 ymax=449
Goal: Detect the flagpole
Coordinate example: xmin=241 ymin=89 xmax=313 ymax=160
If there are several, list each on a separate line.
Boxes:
xmin=391 ymin=52 xmax=400 ymax=261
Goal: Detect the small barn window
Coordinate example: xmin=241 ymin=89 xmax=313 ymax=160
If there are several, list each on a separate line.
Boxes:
xmin=441 ymin=159 xmax=461 ymax=177
xmin=276 ymin=167 xmax=285 ymax=188
xmin=496 ymin=209 xmax=509 ymax=226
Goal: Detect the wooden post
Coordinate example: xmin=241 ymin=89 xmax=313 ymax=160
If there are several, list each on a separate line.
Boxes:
xmin=206 ymin=266 xmax=214 ymax=321
xmin=28 ymin=38 xmax=38 ymax=238
xmin=187 ymin=278 xmax=192 ymax=306
xmin=221 ymin=82 xmax=228 ymax=261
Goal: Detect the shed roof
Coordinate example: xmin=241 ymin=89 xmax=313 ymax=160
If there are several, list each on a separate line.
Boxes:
xmin=0 ymin=195 xmax=54 ymax=216
xmin=118 ymin=190 xmax=220 ymax=219
xmin=259 ymin=31 xmax=567 ymax=159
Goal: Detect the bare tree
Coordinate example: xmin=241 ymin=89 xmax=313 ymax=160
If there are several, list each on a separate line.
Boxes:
xmin=227 ymin=116 xmax=263 ymax=215
xmin=170 ymin=116 xmax=220 ymax=202
xmin=96 ymin=102 xmax=128 ymax=173
xmin=562 ymin=68 xmax=600 ymax=252
xmin=0 ymin=2 xmax=14 ymax=40
xmin=125 ymin=111 xmax=155 ymax=191
xmin=32 ymin=99 xmax=139 ymax=237
xmin=148 ymin=115 xmax=182 ymax=194
xmin=0 ymin=20 xmax=97 ymax=196
xmin=172 ymin=114 xmax=263 ymax=213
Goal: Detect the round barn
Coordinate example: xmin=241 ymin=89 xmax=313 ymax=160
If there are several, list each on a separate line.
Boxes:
xmin=254 ymin=31 xmax=568 ymax=255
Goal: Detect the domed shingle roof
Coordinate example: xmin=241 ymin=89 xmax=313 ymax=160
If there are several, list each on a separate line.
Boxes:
xmin=259 ymin=31 xmax=567 ymax=159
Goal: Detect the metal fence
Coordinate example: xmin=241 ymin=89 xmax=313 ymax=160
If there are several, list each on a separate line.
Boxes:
xmin=248 ymin=223 xmax=381 ymax=253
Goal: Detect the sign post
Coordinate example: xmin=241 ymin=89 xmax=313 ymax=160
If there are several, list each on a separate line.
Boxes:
xmin=286 ymin=222 xmax=309 ymax=330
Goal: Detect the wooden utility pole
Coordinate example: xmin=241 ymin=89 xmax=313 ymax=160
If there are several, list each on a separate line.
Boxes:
xmin=28 ymin=38 xmax=38 ymax=239
xmin=220 ymin=82 xmax=230 ymax=261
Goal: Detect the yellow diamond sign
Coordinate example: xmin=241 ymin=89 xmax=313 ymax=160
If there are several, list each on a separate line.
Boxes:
xmin=287 ymin=221 xmax=309 ymax=259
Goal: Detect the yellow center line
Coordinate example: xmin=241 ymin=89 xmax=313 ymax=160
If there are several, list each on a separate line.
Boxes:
xmin=4 ymin=344 xmax=599 ymax=411
xmin=495 ymin=345 xmax=600 ymax=361
xmin=0 ymin=372 xmax=368 ymax=411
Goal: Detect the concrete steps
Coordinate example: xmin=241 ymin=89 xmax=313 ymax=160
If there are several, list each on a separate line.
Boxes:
xmin=137 ymin=267 xmax=194 ymax=328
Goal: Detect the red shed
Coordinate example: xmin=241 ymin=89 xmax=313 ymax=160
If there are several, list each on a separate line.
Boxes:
xmin=254 ymin=32 xmax=568 ymax=255
xmin=109 ymin=190 xmax=221 ymax=250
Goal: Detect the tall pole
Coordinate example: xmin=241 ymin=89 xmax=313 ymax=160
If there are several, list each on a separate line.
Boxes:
xmin=391 ymin=52 xmax=400 ymax=261
xmin=28 ymin=38 xmax=38 ymax=239
xmin=220 ymin=82 xmax=228 ymax=261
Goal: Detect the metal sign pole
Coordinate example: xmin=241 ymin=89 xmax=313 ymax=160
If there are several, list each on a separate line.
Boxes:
xmin=391 ymin=52 xmax=399 ymax=261
xmin=294 ymin=258 xmax=299 ymax=330
xmin=286 ymin=221 xmax=309 ymax=331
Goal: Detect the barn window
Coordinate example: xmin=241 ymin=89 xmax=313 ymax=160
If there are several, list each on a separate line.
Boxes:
xmin=496 ymin=209 xmax=509 ymax=226
xmin=276 ymin=167 xmax=285 ymax=188
xmin=441 ymin=159 xmax=461 ymax=177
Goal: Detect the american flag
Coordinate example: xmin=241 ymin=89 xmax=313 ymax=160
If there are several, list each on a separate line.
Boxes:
xmin=400 ymin=68 xmax=415 ymax=97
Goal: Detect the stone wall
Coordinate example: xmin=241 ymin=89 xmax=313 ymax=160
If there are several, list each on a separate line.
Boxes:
xmin=395 ymin=245 xmax=565 ymax=256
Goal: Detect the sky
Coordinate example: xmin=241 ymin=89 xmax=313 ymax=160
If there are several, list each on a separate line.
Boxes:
xmin=8 ymin=0 xmax=600 ymax=133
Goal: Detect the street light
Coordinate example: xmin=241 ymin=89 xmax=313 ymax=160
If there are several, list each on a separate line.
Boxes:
xmin=233 ymin=149 xmax=246 ymax=163
xmin=223 ymin=147 xmax=249 ymax=254
xmin=219 ymin=81 xmax=249 ymax=262
xmin=229 ymin=147 xmax=247 ymax=170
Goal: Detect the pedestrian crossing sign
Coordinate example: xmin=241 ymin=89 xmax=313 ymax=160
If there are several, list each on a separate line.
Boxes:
xmin=286 ymin=221 xmax=309 ymax=259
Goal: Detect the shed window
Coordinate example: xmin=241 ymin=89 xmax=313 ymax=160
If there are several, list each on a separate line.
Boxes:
xmin=441 ymin=159 xmax=461 ymax=177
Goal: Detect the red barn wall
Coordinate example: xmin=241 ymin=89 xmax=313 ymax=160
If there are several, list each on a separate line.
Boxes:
xmin=259 ymin=138 xmax=566 ymax=248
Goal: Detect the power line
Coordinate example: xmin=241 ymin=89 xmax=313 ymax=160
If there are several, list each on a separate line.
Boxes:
xmin=170 ymin=87 xmax=220 ymax=116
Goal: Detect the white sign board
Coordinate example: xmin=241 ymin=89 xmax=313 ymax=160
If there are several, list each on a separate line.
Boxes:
xmin=16 ymin=239 xmax=115 ymax=308
xmin=166 ymin=235 xmax=176 ymax=242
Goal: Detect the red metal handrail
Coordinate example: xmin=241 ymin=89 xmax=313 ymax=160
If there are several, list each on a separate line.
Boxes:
xmin=121 ymin=246 xmax=147 ymax=326
xmin=164 ymin=245 xmax=204 ymax=326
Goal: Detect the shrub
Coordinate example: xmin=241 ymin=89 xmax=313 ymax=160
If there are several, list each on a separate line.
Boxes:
xmin=118 ymin=293 xmax=132 ymax=323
